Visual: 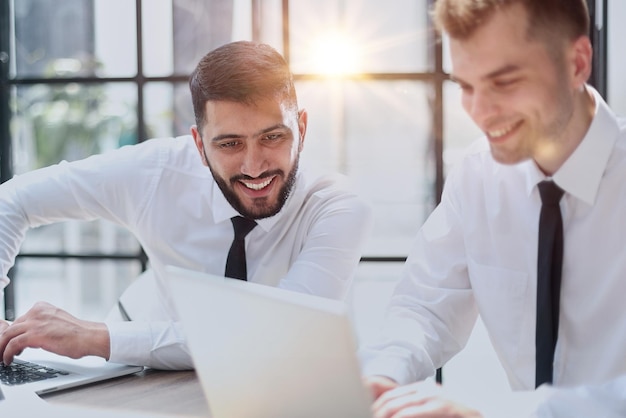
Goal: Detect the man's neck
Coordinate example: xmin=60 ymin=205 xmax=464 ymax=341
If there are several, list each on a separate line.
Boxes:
xmin=535 ymin=85 xmax=596 ymax=176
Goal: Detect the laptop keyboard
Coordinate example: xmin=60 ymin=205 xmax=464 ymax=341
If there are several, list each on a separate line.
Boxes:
xmin=0 ymin=358 xmax=70 ymax=386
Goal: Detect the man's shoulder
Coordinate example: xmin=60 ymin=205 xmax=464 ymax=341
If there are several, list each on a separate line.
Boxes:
xmin=294 ymin=167 xmax=371 ymax=215
xmin=615 ymin=113 xmax=626 ymax=147
xmin=133 ymin=135 xmax=195 ymax=154
xmin=444 ymin=137 xmax=530 ymax=200
xmin=126 ymin=135 xmax=204 ymax=173
xmin=448 ymin=137 xmax=496 ymax=177
xmin=299 ymin=167 xmax=357 ymax=198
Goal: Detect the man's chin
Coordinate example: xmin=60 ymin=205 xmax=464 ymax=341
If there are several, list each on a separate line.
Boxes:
xmin=489 ymin=147 xmax=527 ymax=166
xmin=238 ymin=198 xmax=282 ymax=220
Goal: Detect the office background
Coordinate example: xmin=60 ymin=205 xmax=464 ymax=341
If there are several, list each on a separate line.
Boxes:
xmin=0 ymin=0 xmax=622 ymax=394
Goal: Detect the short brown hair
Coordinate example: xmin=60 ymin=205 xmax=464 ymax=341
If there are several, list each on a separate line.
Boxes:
xmin=189 ymin=41 xmax=298 ymax=132
xmin=431 ymin=0 xmax=589 ymax=41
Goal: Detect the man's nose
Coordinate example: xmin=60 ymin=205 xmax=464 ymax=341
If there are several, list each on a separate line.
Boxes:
xmin=240 ymin=141 xmax=269 ymax=178
xmin=466 ymin=88 xmax=498 ymax=127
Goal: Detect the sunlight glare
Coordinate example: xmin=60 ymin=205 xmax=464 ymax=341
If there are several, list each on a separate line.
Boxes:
xmin=309 ymin=31 xmax=361 ymax=76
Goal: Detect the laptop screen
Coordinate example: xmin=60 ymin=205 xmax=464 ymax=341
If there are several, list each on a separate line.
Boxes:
xmin=166 ymin=266 xmax=373 ymax=418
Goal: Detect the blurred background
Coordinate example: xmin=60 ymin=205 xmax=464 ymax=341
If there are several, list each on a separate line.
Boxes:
xmin=0 ymin=0 xmax=622 ymax=395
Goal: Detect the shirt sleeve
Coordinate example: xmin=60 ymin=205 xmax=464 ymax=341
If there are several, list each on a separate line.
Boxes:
xmin=358 ymin=166 xmax=478 ymax=384
xmin=0 ymin=143 xmax=173 ymax=366
xmin=276 ymin=181 xmax=374 ymax=301
xmin=105 ymin=320 xmax=193 ymax=370
xmin=103 ymin=267 xmax=194 ymax=369
xmin=467 ymin=376 xmax=626 ymax=417
xmin=530 ymin=376 xmax=626 ymax=418
xmin=0 ymin=143 xmax=160 ymax=286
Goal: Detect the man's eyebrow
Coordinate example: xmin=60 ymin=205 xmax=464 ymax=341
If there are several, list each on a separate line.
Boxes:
xmin=451 ymin=64 xmax=522 ymax=86
xmin=211 ymin=133 xmax=244 ymax=142
xmin=210 ymin=124 xmax=290 ymax=143
xmin=256 ymin=123 xmax=290 ymax=136
xmin=484 ymin=64 xmax=521 ymax=79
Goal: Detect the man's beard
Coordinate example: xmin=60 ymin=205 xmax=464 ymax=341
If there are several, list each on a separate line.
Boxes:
xmin=204 ymin=148 xmax=299 ymax=220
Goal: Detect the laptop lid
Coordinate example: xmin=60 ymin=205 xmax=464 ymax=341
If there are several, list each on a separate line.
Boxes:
xmin=1 ymin=344 xmax=143 ymax=396
xmin=166 ymin=265 xmax=373 ymax=418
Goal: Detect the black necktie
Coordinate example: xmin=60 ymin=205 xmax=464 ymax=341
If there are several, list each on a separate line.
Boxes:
xmin=225 ymin=216 xmax=257 ymax=281
xmin=535 ymin=180 xmax=564 ymax=387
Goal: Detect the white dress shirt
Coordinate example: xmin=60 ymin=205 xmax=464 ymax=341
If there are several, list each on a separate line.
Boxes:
xmin=0 ymin=135 xmax=373 ymax=369
xmin=360 ymin=86 xmax=626 ymax=401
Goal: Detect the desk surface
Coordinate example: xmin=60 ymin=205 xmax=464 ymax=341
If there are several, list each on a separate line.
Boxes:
xmin=41 ymin=369 xmax=210 ymax=417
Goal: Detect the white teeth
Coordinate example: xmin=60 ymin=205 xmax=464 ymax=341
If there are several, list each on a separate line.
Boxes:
xmin=488 ymin=123 xmax=517 ymax=138
xmin=243 ymin=177 xmax=272 ymax=190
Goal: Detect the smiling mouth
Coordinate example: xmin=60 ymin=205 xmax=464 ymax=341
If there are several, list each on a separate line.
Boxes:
xmin=487 ymin=121 xmax=522 ymax=139
xmin=241 ymin=176 xmax=273 ymax=191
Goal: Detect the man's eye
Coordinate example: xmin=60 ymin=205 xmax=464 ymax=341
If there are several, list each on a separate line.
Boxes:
xmin=219 ymin=141 xmax=241 ymax=149
xmin=494 ymin=79 xmax=518 ymax=88
xmin=264 ymin=133 xmax=282 ymax=141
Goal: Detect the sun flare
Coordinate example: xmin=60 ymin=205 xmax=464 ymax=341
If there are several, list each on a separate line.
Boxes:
xmin=309 ymin=31 xmax=361 ymax=76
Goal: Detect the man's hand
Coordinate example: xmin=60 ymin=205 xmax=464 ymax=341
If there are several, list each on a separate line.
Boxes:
xmin=0 ymin=301 xmax=111 ymax=364
xmin=372 ymin=380 xmax=483 ymax=418
xmin=364 ymin=375 xmax=400 ymax=400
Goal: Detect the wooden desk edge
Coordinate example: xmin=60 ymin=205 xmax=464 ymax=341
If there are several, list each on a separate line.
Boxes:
xmin=42 ymin=369 xmax=210 ymax=417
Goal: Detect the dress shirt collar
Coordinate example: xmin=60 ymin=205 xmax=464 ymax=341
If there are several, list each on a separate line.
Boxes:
xmin=524 ymin=86 xmax=619 ymax=205
xmin=210 ymin=170 xmax=304 ymax=232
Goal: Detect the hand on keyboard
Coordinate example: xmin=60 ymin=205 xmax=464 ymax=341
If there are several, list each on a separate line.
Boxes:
xmin=0 ymin=358 xmax=68 ymax=386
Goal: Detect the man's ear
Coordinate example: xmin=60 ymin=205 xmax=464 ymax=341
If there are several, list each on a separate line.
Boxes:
xmin=191 ymin=125 xmax=208 ymax=166
xmin=570 ymin=35 xmax=593 ymax=90
xmin=297 ymin=109 xmax=308 ymax=152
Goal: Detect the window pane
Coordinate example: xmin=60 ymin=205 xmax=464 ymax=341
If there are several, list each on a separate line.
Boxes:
xmin=443 ymin=80 xmax=482 ymax=175
xmin=289 ymin=0 xmax=430 ymax=74
xmin=20 ymin=220 xmax=141 ymax=255
xmin=608 ymin=0 xmax=626 ymax=116
xmin=142 ymin=0 xmax=174 ymax=77
xmin=255 ymin=0 xmax=284 ymax=51
xmin=143 ymin=0 xmax=252 ymax=77
xmin=297 ymin=80 xmax=432 ymax=256
xmin=12 ymin=0 xmax=137 ymax=78
xmin=11 ymin=83 xmax=137 ymax=174
xmin=144 ymin=82 xmax=194 ymax=138
xmin=13 ymin=257 xmax=142 ymax=320
xmin=442 ymin=34 xmax=452 ymax=74
xmin=349 ymin=261 xmax=404 ymax=345
xmin=93 ymin=0 xmax=138 ymax=77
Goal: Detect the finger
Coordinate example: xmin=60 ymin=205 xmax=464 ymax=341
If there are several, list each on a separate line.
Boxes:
xmin=0 ymin=322 xmax=38 ymax=365
xmin=373 ymin=381 xmax=424 ymax=410
xmin=0 ymin=322 xmax=16 ymax=360
xmin=0 ymin=325 xmax=21 ymax=364
xmin=365 ymin=376 xmax=398 ymax=400
xmin=394 ymin=397 xmax=479 ymax=418
xmin=374 ymin=381 xmax=443 ymax=418
xmin=375 ymin=394 xmax=437 ymax=418
xmin=3 ymin=329 xmax=45 ymax=365
xmin=389 ymin=401 xmax=440 ymax=418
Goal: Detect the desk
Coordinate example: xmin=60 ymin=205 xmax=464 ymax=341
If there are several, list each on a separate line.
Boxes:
xmin=41 ymin=369 xmax=211 ymax=417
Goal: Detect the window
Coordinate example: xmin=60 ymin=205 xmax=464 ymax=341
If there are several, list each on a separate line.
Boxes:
xmin=0 ymin=0 xmax=613 ymax=390
xmin=2 ymin=0 xmax=462 ymax=320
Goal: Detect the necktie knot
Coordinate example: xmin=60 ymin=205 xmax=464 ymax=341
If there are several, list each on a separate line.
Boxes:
xmin=538 ymin=181 xmax=564 ymax=207
xmin=231 ymin=216 xmax=257 ymax=240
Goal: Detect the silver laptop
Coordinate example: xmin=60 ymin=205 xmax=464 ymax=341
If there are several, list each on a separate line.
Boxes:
xmin=1 ymin=341 xmax=143 ymax=396
xmin=166 ymin=265 xmax=374 ymax=418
